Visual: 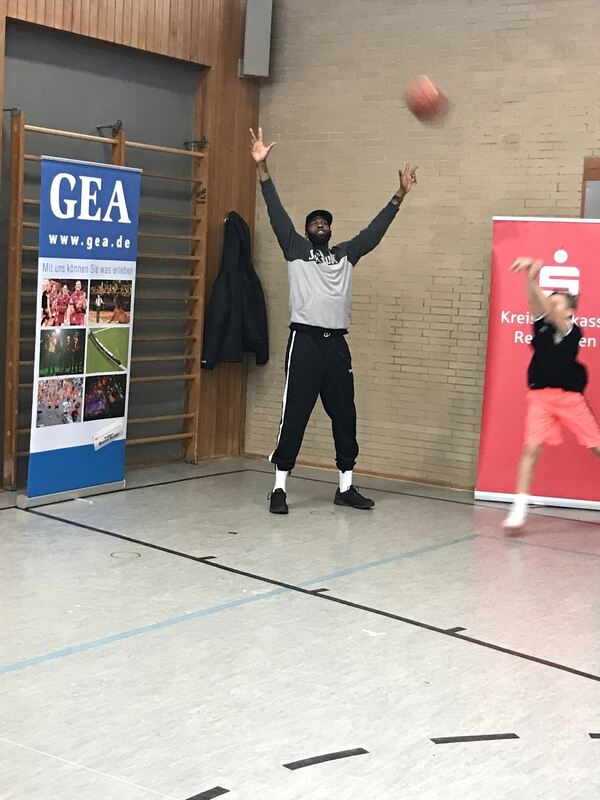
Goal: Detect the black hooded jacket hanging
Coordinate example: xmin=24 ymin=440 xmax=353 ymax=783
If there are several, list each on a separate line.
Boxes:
xmin=201 ymin=211 xmax=269 ymax=369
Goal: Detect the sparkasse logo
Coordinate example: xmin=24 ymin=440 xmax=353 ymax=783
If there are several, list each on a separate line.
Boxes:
xmin=538 ymin=249 xmax=580 ymax=296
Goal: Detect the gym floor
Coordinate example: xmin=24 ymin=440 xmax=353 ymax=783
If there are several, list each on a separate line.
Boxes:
xmin=1 ymin=459 xmax=599 ymax=799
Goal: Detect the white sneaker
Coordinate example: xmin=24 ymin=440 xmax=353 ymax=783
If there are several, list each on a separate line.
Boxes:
xmin=503 ymin=503 xmax=527 ymax=529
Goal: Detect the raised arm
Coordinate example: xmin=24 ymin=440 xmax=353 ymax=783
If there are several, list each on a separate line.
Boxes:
xmin=250 ymin=127 xmax=305 ymax=260
xmin=343 ymin=164 xmax=417 ymax=266
xmin=510 ymin=257 xmax=571 ymax=334
xmin=250 ymin=126 xmax=276 ymax=184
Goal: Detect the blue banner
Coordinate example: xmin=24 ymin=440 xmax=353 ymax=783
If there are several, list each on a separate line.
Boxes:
xmin=25 ymin=157 xmax=141 ymax=502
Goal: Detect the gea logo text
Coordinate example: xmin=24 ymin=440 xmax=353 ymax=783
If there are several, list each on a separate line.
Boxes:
xmin=49 ymin=173 xmax=131 ymax=223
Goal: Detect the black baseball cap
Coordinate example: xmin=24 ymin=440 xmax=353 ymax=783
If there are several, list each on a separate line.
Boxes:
xmin=305 ymin=209 xmax=333 ymax=229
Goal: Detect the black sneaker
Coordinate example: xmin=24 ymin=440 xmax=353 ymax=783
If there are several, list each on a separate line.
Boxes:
xmin=334 ymin=486 xmax=375 ymax=510
xmin=268 ymin=488 xmax=289 ymax=514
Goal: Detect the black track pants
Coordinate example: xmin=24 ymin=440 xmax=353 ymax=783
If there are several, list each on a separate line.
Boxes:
xmin=269 ymin=330 xmax=358 ymax=472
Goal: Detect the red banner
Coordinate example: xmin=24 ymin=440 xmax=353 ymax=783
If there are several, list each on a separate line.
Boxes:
xmin=476 ymin=217 xmax=600 ymax=508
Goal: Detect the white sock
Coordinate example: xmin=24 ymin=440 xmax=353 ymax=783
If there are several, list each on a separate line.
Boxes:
xmin=513 ymin=493 xmax=529 ymax=509
xmin=503 ymin=493 xmax=529 ymax=528
xmin=339 ymin=470 xmax=353 ymax=493
xmin=274 ymin=469 xmax=288 ymax=492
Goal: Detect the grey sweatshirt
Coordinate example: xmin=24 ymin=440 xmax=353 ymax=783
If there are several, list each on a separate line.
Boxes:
xmin=261 ymin=178 xmax=400 ymax=330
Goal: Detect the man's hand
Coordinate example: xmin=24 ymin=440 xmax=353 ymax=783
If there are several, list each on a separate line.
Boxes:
xmin=510 ymin=257 xmax=543 ymax=277
xmin=249 ymin=127 xmax=276 ymax=164
xmin=397 ymin=164 xmax=418 ymax=197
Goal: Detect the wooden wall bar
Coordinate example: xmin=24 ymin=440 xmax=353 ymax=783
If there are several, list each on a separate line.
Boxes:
xmin=0 ymin=0 xmax=260 ymax=463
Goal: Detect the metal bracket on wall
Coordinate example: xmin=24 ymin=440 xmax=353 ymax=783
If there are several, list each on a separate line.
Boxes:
xmin=96 ymin=119 xmax=123 ymax=137
xmin=184 ymin=137 xmax=208 ymax=151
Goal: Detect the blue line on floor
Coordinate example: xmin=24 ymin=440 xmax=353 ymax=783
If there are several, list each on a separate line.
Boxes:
xmin=296 ymin=534 xmax=475 ymax=587
xmin=0 ymin=588 xmax=287 ymax=673
xmin=0 ymin=534 xmax=474 ymax=674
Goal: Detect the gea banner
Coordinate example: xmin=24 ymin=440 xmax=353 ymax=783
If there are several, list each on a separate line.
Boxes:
xmin=22 ymin=157 xmax=141 ymax=505
xmin=476 ymin=217 xmax=600 ymax=509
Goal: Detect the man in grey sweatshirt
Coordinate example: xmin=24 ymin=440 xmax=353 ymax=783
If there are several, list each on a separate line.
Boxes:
xmin=250 ymin=127 xmax=416 ymax=514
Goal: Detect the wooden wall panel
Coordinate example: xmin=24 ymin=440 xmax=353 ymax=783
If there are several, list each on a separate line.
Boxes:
xmin=0 ymin=0 xmax=261 ymax=465
xmin=194 ymin=0 xmax=259 ymax=460
xmin=0 ymin=0 xmax=219 ymax=65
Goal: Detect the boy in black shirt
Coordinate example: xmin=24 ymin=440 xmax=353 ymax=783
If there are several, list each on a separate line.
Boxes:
xmin=504 ymin=256 xmax=600 ymax=528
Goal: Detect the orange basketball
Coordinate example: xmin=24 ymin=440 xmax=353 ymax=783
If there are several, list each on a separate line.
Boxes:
xmin=405 ymin=75 xmax=449 ymax=122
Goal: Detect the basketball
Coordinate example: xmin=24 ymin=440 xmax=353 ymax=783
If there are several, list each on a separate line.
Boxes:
xmin=404 ymin=75 xmax=449 ymax=122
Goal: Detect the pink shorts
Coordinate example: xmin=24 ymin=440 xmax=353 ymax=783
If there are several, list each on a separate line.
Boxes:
xmin=525 ymin=388 xmax=600 ymax=448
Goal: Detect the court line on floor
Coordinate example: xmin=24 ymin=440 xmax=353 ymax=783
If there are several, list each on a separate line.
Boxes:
xmin=0 ymin=468 xmax=247 ymax=513
xmin=8 ymin=508 xmax=600 ymax=683
xmin=22 ymin=462 xmax=600 ymax=531
xmin=31 ymin=468 xmax=250 ymax=509
xmin=477 ymin=531 xmax=600 ymax=560
xmin=186 ymin=788 xmax=229 ymax=800
xmin=0 ymin=517 xmax=473 ymax=674
xmin=483 ymin=509 xmax=600 ymax=528
xmin=0 ymin=586 xmax=288 ymax=673
xmin=103 ymin=467 xmax=248 ymax=497
xmin=430 ymin=734 xmax=519 ymax=745
xmin=7 ymin=467 xmax=597 ymax=570
xmin=283 ymin=748 xmax=369 ymax=770
xmin=247 ymin=468 xmax=600 ymax=531
xmin=117 ymin=464 xmax=600 ymax=558
xmin=36 ymin=462 xmax=600 ymax=559
xmin=0 ymin=735 xmax=177 ymax=799
xmin=246 ymin=467 xmax=475 ymax=507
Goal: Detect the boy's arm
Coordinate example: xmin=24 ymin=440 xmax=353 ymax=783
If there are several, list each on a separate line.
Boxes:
xmin=343 ymin=164 xmax=417 ymax=266
xmin=510 ymin=257 xmax=571 ymax=334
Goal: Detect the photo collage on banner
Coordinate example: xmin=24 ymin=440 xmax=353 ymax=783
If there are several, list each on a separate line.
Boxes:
xmin=36 ymin=277 xmax=132 ymax=428
xmin=25 ymin=157 xmax=141 ymax=502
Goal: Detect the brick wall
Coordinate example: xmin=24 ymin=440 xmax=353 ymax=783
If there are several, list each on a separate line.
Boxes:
xmin=244 ymin=0 xmax=600 ymax=488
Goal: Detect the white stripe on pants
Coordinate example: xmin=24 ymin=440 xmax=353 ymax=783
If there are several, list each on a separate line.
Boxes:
xmin=268 ymin=330 xmax=296 ymax=463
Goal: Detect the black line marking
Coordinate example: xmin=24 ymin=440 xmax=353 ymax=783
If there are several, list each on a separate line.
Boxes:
xmin=118 ymin=467 xmax=247 ymax=494
xmin=444 ymin=626 xmax=466 ymax=634
xmin=431 ymin=734 xmax=519 ymax=744
xmin=185 ymin=788 xmax=229 ymax=800
xmin=445 ymin=631 xmax=600 ymax=682
xmin=309 ymin=587 xmax=330 ymax=594
xmin=226 ymin=531 xmax=239 ymax=535
xmin=28 ymin=461 xmax=600 ymax=543
xmin=248 ymin=467 xmax=600 ymax=529
xmin=32 ymin=468 xmax=249 ymax=508
xmin=526 ymin=512 xmax=600 ymax=528
xmin=246 ymin=468 xmax=475 ymax=507
xmin=589 ymin=733 xmax=600 ymax=739
xmin=260 ymin=463 xmax=600 ymax=554
xmin=15 ymin=455 xmax=600 ymax=538
xmin=283 ymin=748 xmax=368 ymax=770
xmin=25 ymin=508 xmax=600 ymax=683
xmin=478 ymin=532 xmax=600 ymax=560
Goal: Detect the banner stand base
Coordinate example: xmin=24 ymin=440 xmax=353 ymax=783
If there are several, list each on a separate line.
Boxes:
xmin=17 ymin=480 xmax=126 ymax=509
xmin=474 ymin=490 xmax=600 ymax=512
